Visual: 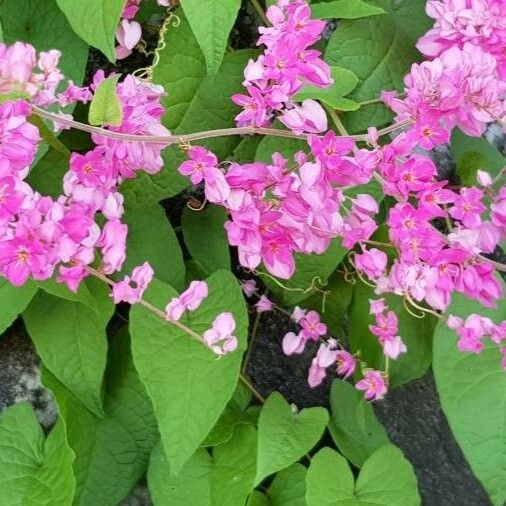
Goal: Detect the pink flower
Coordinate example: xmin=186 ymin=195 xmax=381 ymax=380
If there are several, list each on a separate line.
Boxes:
xmin=491 ymin=187 xmax=506 ymax=233
xmin=291 ymin=305 xmax=306 ymax=323
xmin=300 ymin=310 xmax=327 ymax=341
xmin=178 ymin=146 xmax=218 ymax=185
xmin=241 ymin=279 xmax=257 ymax=297
xmin=97 ymin=219 xmax=128 ymax=274
xmin=115 ymin=19 xmax=142 ymax=60
xmin=355 ymin=248 xmax=388 ymax=280
xmin=256 ymin=294 xmax=274 ymax=313
xmin=335 ymin=350 xmax=356 ymax=379
xmin=0 ymin=236 xmax=47 ymax=286
xmin=202 ymin=312 xmax=238 ymax=355
xmin=381 ymin=335 xmax=407 ymax=360
xmin=308 ymin=343 xmax=338 ymax=388
xmin=112 ymin=262 xmax=153 ymax=304
xmin=477 ymin=170 xmax=492 ymax=187
xmin=370 ymin=311 xmax=399 ymax=340
xmin=279 ymin=99 xmax=327 ymax=135
xmin=282 ymin=331 xmax=305 ymax=355
xmin=369 ymin=298 xmax=386 ymax=315
xmin=449 ymin=187 xmax=485 ymax=229
xmin=165 ymin=280 xmax=208 ymax=321
xmin=355 ymin=370 xmax=387 ymax=401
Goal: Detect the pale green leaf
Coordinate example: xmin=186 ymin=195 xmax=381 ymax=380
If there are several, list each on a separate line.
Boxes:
xmin=56 ymin=0 xmax=124 ymax=62
xmin=182 ymin=205 xmax=231 ymax=274
xmin=311 ymin=0 xmax=385 ymax=19
xmin=43 ymin=328 xmax=159 ymax=506
xmin=306 ymin=445 xmax=420 ymax=505
xmin=0 ymin=403 xmax=75 ymax=505
xmin=328 ymin=379 xmax=390 ymax=468
xmin=248 ymin=491 xmax=270 ymax=506
xmin=0 ymin=278 xmax=37 ymax=335
xmin=255 ymin=392 xmax=328 ymax=485
xmin=433 ymin=289 xmax=506 ymax=505
xmin=88 ymin=75 xmax=123 ymax=126
xmin=180 ymin=0 xmax=241 ymax=75
xmin=23 ymin=280 xmax=114 ymax=417
xmin=129 ymin=270 xmax=248 ymax=475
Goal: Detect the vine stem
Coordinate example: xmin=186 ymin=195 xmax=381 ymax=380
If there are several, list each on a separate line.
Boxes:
xmin=30 ymin=104 xmax=413 ymax=145
xmin=84 ymin=266 xmax=206 ymax=344
xmin=239 ymin=373 xmax=266 ymax=403
xmin=241 ymin=309 xmax=262 ymax=374
xmin=86 ymin=266 xmax=267 ymax=403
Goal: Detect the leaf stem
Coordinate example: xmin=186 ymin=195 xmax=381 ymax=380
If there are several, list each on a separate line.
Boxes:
xmin=240 ymin=373 xmax=265 ymax=403
xmin=242 ymin=310 xmax=262 ymax=374
xmin=325 ymin=105 xmax=348 ymax=136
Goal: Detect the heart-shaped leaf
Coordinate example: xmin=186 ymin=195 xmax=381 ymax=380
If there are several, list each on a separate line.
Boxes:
xmin=129 ymin=270 xmax=248 ymax=475
xmin=255 ymin=392 xmax=328 ymax=485
xmin=306 ymin=445 xmax=420 ymax=505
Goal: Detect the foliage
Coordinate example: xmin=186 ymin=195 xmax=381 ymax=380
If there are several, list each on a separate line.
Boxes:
xmin=0 ymin=0 xmax=504 ymax=504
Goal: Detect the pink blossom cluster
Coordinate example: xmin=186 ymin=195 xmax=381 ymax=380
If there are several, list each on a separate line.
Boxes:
xmin=447 ymin=313 xmax=506 ymax=354
xmin=232 ymin=0 xmax=331 ymax=134
xmin=116 ymin=0 xmax=173 ymax=60
xmin=369 ymin=299 xmax=407 ymax=360
xmin=0 ymin=42 xmax=91 ymax=107
xmin=417 ymin=0 xmax=506 ymax=79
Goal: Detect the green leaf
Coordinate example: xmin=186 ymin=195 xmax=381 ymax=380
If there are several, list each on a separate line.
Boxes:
xmin=0 ymin=278 xmax=37 ymax=335
xmin=56 ymin=0 xmax=124 ymax=62
xmin=302 ymin=271 xmax=353 ymax=337
xmin=311 ymin=0 xmax=386 ymax=19
xmin=43 ymin=327 xmax=159 ymax=506
xmin=149 ymin=444 xmax=213 ymax=506
xmin=120 ymin=203 xmax=186 ymax=290
xmin=0 ymin=0 xmax=89 ymax=85
xmin=212 ymin=424 xmax=258 ymax=506
xmin=325 ymin=0 xmax=431 ymax=132
xmin=180 ymin=0 xmax=241 ymax=75
xmin=23 ymin=280 xmax=114 ymax=416
xmin=88 ymin=75 xmax=123 ymax=126
xmin=0 ymin=403 xmax=75 ymax=505
xmin=268 ymin=463 xmax=307 ymax=506
xmin=433 ymin=290 xmax=506 ymax=505
xmin=261 ymin=238 xmax=348 ymax=306
xmin=233 ymin=136 xmax=264 ymax=163
xmin=306 ymin=445 xmax=420 ymax=505
xmin=328 ymin=379 xmax=390 ymax=468
xmin=129 ymin=270 xmax=248 ymax=475
xmin=28 ymin=115 xmax=70 ymax=156
xmin=27 ymin=147 xmax=69 ymax=198
xmin=294 ymin=66 xmax=360 ymax=110
xmin=182 ymin=205 xmax=231 ymax=274
xmin=123 ymin=13 xmax=256 ymax=206
xmin=248 ymin=491 xmax=271 ymax=506
xmin=255 ymin=133 xmax=308 ymax=164
xmin=348 ymin=280 xmax=434 ymax=386
xmin=451 ymin=129 xmax=505 ymax=186
xmin=37 ymin=276 xmax=102 ymax=313
xmin=255 ymin=392 xmax=328 ymax=486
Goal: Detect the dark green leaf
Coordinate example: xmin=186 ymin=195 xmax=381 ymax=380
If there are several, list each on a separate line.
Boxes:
xmin=311 ymin=0 xmax=386 ymax=19
xmin=0 ymin=279 xmax=37 ymax=335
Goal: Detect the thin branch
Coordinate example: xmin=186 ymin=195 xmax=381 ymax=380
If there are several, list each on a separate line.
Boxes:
xmin=242 ymin=310 xmax=262 ymax=374
xmin=30 ymin=104 xmax=413 ymax=145
xmin=240 ymin=373 xmax=265 ymax=403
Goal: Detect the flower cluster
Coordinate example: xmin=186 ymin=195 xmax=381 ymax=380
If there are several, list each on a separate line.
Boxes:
xmin=369 ymin=299 xmax=407 ymax=360
xmin=232 ymin=0 xmax=331 ymax=133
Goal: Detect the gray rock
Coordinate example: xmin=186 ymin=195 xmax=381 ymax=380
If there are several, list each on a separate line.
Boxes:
xmin=0 ymin=323 xmax=57 ymax=430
